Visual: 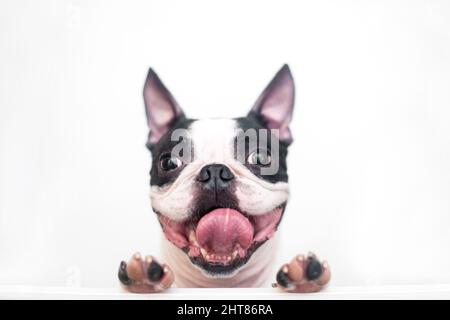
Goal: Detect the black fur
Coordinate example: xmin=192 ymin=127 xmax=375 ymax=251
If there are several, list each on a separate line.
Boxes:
xmin=149 ymin=117 xmax=195 ymax=187
xmin=234 ymin=113 xmax=289 ymax=183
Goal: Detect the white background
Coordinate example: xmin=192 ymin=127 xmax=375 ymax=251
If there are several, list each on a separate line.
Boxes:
xmin=1 ymin=0 xmax=450 ymax=289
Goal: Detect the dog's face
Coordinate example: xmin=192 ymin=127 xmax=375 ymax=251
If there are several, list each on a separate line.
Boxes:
xmin=143 ymin=65 xmax=295 ymax=276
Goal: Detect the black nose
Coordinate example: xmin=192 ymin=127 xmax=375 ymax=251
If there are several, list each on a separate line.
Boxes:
xmin=196 ymin=164 xmax=234 ymax=190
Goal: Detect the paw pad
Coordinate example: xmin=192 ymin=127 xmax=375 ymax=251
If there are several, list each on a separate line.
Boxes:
xmin=147 ymin=261 xmax=164 ymax=282
xmin=118 ymin=253 xmax=174 ymax=293
xmin=305 ymin=257 xmax=323 ymax=281
xmin=276 ymin=268 xmax=291 ymax=288
xmin=275 ymin=252 xmax=330 ymax=293
xmin=118 ymin=261 xmax=133 ymax=285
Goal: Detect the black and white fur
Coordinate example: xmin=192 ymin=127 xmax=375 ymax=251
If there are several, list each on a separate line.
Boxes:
xmin=118 ymin=65 xmax=331 ymax=290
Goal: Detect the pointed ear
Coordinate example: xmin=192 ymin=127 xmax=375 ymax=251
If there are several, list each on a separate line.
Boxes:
xmin=143 ymin=68 xmax=185 ymax=147
xmin=249 ymin=64 xmax=295 ymax=144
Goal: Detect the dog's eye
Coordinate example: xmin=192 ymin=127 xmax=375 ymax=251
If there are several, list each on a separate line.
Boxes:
xmin=159 ymin=154 xmax=182 ymax=171
xmin=247 ymin=150 xmax=271 ymax=166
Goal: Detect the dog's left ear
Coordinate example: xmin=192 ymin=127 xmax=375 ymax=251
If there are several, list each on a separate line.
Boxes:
xmin=249 ymin=64 xmax=295 ymax=145
xmin=143 ymin=68 xmax=185 ymax=148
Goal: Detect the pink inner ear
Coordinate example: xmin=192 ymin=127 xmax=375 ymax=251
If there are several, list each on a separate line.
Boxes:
xmin=143 ymin=69 xmax=184 ymax=145
xmin=146 ymin=87 xmax=181 ymax=144
xmin=147 ymin=106 xmax=176 ymax=144
xmin=259 ymin=84 xmax=294 ymax=142
xmin=251 ymin=65 xmax=295 ymax=143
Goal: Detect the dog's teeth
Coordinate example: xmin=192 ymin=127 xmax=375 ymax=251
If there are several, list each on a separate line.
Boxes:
xmin=201 ymin=250 xmax=236 ymax=261
xmin=188 ymin=230 xmax=198 ymax=245
xmin=238 ymin=248 xmax=246 ymax=258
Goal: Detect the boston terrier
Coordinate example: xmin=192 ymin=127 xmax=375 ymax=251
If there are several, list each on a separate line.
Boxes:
xmin=118 ymin=65 xmax=331 ymax=293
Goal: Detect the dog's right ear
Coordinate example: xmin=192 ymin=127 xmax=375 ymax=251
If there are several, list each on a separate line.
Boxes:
xmin=143 ymin=68 xmax=185 ymax=148
xmin=248 ymin=64 xmax=295 ymax=145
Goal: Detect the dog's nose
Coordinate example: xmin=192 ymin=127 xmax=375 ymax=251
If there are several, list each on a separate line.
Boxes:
xmin=196 ymin=164 xmax=234 ymax=190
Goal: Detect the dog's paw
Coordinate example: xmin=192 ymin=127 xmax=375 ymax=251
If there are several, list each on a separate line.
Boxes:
xmin=118 ymin=252 xmax=174 ymax=293
xmin=274 ymin=252 xmax=330 ymax=293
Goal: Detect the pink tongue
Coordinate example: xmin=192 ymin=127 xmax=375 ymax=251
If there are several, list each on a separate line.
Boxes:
xmin=196 ymin=208 xmax=254 ymax=254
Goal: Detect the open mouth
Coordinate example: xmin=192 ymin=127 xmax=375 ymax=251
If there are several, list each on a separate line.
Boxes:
xmin=158 ymin=206 xmax=284 ymax=274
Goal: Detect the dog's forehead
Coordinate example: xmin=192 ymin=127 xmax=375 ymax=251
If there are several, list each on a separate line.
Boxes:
xmin=189 ymin=118 xmax=237 ymax=161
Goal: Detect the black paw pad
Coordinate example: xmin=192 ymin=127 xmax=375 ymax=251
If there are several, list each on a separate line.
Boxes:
xmin=276 ymin=269 xmax=291 ymax=288
xmin=306 ymin=257 xmax=323 ymax=281
xmin=118 ymin=261 xmax=133 ymax=285
xmin=147 ymin=261 xmax=164 ymax=282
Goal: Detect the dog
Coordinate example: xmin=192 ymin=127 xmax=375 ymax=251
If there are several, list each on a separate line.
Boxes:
xmin=118 ymin=65 xmax=330 ymax=293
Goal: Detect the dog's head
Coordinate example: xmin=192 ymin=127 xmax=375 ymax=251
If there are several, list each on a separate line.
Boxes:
xmin=144 ymin=65 xmax=295 ymax=276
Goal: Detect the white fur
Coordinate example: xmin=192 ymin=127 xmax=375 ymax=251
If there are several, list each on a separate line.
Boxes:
xmin=161 ymin=235 xmax=279 ymax=287
xmin=150 ymin=161 xmax=201 ymax=221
